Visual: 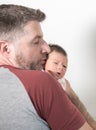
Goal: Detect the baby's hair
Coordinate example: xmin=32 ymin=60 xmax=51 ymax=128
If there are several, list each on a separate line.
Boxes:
xmin=49 ymin=44 xmax=67 ymax=56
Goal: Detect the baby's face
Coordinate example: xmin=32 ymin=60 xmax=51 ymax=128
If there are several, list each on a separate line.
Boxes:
xmin=45 ymin=51 xmax=68 ymax=80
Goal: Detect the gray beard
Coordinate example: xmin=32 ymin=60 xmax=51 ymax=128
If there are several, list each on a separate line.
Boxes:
xmin=17 ymin=62 xmax=43 ymax=70
xmin=30 ymin=64 xmax=43 ymax=70
xmin=15 ymin=52 xmax=44 ymax=70
xmin=15 ymin=57 xmax=43 ymax=70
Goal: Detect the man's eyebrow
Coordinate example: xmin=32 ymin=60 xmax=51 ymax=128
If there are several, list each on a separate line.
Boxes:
xmin=31 ymin=35 xmax=42 ymax=43
xmin=33 ymin=35 xmax=42 ymax=40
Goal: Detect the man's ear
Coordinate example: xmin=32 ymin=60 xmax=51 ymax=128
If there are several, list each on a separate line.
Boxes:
xmin=0 ymin=40 xmax=10 ymax=54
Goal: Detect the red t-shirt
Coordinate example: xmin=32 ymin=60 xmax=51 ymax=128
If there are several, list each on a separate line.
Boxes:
xmin=2 ymin=65 xmax=85 ymax=130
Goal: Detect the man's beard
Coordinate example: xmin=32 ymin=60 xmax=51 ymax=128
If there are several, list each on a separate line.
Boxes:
xmin=30 ymin=63 xmax=43 ymax=70
xmin=15 ymin=54 xmax=43 ymax=70
xmin=16 ymin=60 xmax=43 ymax=70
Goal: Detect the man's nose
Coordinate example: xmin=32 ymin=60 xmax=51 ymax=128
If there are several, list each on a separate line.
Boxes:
xmin=42 ymin=41 xmax=51 ymax=53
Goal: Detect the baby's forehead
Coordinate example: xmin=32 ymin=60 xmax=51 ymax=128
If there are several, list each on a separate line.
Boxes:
xmin=49 ymin=51 xmax=68 ymax=61
xmin=50 ymin=50 xmax=67 ymax=57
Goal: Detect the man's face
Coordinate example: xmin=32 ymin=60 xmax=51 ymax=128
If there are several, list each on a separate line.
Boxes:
xmin=12 ymin=21 xmax=50 ymax=70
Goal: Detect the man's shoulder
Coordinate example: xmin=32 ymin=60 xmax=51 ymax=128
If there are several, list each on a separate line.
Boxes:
xmin=11 ymin=68 xmax=55 ymax=84
xmin=22 ymin=70 xmax=52 ymax=79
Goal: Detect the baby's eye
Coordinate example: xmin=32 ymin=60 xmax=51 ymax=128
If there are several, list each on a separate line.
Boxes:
xmin=63 ymin=65 xmax=67 ymax=68
xmin=53 ymin=62 xmax=58 ymax=64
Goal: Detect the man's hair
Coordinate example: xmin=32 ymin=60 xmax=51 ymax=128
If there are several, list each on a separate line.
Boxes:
xmin=0 ymin=4 xmax=46 ymax=41
xmin=49 ymin=44 xmax=67 ymax=56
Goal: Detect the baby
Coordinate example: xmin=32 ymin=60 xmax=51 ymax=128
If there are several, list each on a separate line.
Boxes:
xmin=44 ymin=44 xmax=96 ymax=130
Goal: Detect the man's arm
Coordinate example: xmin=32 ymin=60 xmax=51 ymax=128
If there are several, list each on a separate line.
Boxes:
xmin=16 ymin=70 xmax=93 ymax=130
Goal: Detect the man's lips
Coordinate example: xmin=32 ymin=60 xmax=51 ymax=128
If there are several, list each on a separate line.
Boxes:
xmin=41 ymin=58 xmax=47 ymax=64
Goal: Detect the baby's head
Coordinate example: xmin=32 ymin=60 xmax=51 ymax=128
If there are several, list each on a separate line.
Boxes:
xmin=45 ymin=44 xmax=68 ymax=80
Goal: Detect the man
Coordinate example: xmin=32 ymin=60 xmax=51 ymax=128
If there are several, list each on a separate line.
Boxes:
xmin=0 ymin=4 xmax=93 ymax=130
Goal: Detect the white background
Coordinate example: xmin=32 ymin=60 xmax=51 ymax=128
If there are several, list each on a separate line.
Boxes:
xmin=0 ymin=0 xmax=96 ymax=119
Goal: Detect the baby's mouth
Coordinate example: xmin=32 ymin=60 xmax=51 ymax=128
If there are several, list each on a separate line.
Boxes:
xmin=55 ymin=72 xmax=61 ymax=79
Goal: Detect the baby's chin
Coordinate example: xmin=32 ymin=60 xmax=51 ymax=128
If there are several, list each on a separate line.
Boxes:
xmin=55 ymin=75 xmax=60 ymax=80
xmin=55 ymin=75 xmax=63 ymax=80
xmin=54 ymin=72 xmax=63 ymax=79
